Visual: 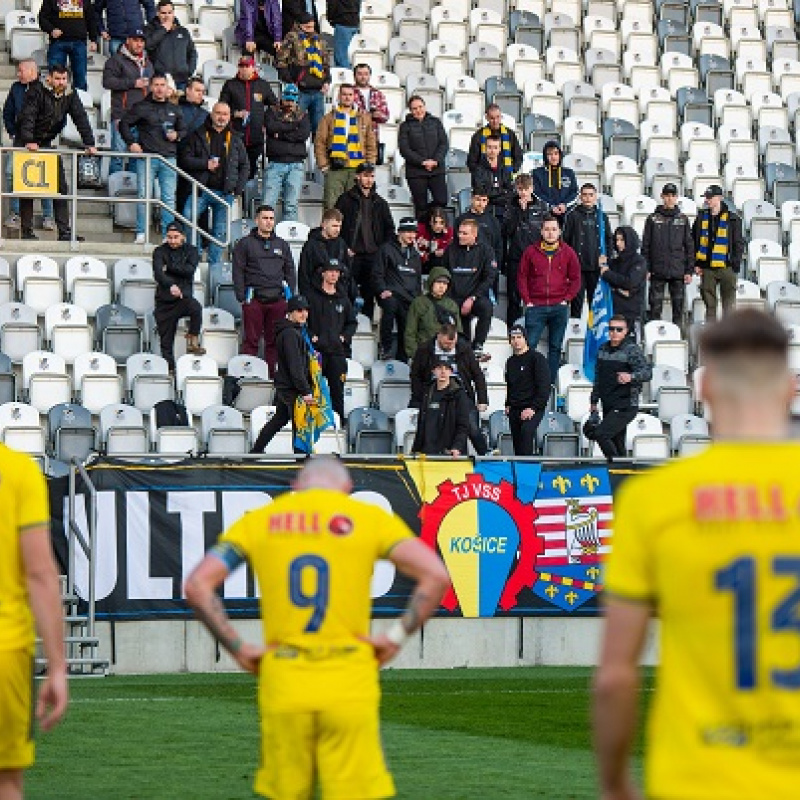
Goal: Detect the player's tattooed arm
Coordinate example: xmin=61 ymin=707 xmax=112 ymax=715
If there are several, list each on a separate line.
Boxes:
xmin=401 ymin=589 xmax=433 ymax=635
xmin=193 ymin=591 xmax=244 ymax=654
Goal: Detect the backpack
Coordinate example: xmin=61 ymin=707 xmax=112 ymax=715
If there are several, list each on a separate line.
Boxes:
xmin=153 ymin=399 xmax=189 ymax=429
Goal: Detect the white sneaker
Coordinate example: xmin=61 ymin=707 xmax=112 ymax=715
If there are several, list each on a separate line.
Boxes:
xmin=4 ymin=214 xmax=20 ymax=229
xmin=42 ymin=216 xmax=56 ymax=231
xmin=134 ymin=233 xmax=146 ymax=244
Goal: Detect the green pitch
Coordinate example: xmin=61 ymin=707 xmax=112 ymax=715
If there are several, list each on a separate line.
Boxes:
xmin=28 ymin=667 xmax=649 ymax=799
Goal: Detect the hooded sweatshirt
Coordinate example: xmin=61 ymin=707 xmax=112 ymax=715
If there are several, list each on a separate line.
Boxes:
xmin=442 ymin=240 xmax=497 ymax=305
xmin=601 ymin=226 xmax=647 ymax=321
xmin=306 ymin=283 xmax=357 ymax=356
xmin=404 ymin=266 xmax=463 ymax=359
xmin=298 ymin=227 xmax=354 ymax=299
xmin=273 ymin=317 xmax=312 ymax=396
xmin=411 ymin=377 xmax=471 ymax=455
xmin=373 ymin=237 xmax=423 ymax=304
xmin=531 ymin=140 xmax=578 ymax=214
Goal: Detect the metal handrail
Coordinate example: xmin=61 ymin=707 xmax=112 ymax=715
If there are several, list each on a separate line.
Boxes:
xmin=67 ymin=458 xmax=98 ymax=638
xmin=0 ymin=146 xmax=232 ymax=253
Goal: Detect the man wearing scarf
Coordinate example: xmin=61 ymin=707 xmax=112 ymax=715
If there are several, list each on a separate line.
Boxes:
xmin=692 ymin=184 xmax=744 ymax=322
xmin=466 ymin=104 xmax=523 ymax=175
xmin=532 ymin=140 xmax=579 ymax=226
xmin=314 ymin=83 xmax=376 ymax=210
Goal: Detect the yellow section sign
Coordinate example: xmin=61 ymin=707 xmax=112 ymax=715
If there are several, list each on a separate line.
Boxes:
xmin=11 ymin=151 xmax=59 ymax=195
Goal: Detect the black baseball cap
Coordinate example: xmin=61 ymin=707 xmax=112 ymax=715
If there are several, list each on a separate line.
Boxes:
xmin=508 ymin=324 xmax=527 ymax=340
xmin=704 ymin=184 xmax=724 ymax=198
xmin=398 ymin=217 xmax=417 ymax=232
xmin=432 ymin=355 xmax=454 ymax=369
xmin=165 ymin=222 xmax=183 ymax=233
xmin=287 ymin=294 xmax=310 ymax=312
xmin=323 ymin=258 xmax=342 ymax=272
xmin=128 ymin=28 xmax=145 ymax=38
xmin=356 ymin=162 xmax=376 ymax=174
xmin=296 ymin=11 xmax=314 ymax=23
xmin=661 ymin=183 xmax=678 ymax=195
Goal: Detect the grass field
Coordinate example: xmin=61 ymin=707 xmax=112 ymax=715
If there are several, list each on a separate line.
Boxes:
xmin=27 ymin=668 xmax=651 ymax=800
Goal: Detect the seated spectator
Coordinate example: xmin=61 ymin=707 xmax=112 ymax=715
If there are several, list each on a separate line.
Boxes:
xmin=95 ymin=0 xmax=156 ymax=56
xmin=470 ymin=133 xmax=514 ymax=221
xmin=144 ymin=0 xmax=197 ymax=91
xmin=39 ymin=0 xmax=98 ymax=93
xmin=455 ymin=187 xmax=503 ymax=269
xmin=373 ymin=217 xmax=423 ymax=362
xmin=467 ymin=104 xmax=523 ymax=175
xmin=235 ymin=0 xmax=282 ymax=59
xmin=599 ymin=226 xmax=647 ymax=341
xmin=297 ymin=208 xmax=355 ymax=300
xmin=404 ymin=267 xmax=461 ymax=361
xmin=263 ymin=83 xmax=311 ymax=223
xmin=153 ymin=222 xmax=205 ymax=370
xmin=532 ymin=140 xmax=578 ymax=225
xmin=397 ymin=95 xmax=448 ymax=219
xmin=415 ymin=207 xmax=452 ymax=274
xmin=411 ymin=356 xmax=471 ymax=457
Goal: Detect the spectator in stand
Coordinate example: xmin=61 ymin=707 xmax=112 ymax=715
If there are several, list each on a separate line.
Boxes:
xmin=373 ymin=217 xmax=423 ymax=362
xmin=641 ymin=183 xmax=694 ymax=331
xmin=532 ymin=140 xmax=578 ymax=226
xmin=404 ymin=267 xmax=461 ymax=361
xmin=466 ymin=104 xmax=523 ymax=175
xmin=503 ymin=174 xmax=548 ymax=326
xmin=455 ymin=186 xmax=503 ymax=270
xmin=307 ymin=259 xmax=357 ymax=423
xmin=281 ymin=0 xmax=319 ymax=37
xmin=16 ymin=64 xmax=96 ymax=242
xmin=235 ymin=0 xmax=282 ymax=60
xmin=415 ymin=207 xmax=452 ymax=275
xmin=327 ymin=0 xmax=360 ymax=69
xmin=179 ymin=102 xmax=249 ymax=266
xmin=352 ymin=64 xmax=390 ymax=165
xmin=518 ymin=215 xmax=581 ymax=379
xmin=144 ymin=0 xmax=196 ymax=91
xmin=397 ymin=95 xmax=448 ymax=219
xmin=220 ymin=56 xmax=278 ymax=180
xmin=95 ymin=0 xmax=156 ymax=55
xmin=562 ymin=182 xmax=613 ymax=319
xmin=232 ymin=204 xmax=296 ymax=375
xmin=276 ymin=11 xmax=330 ymax=137
xmin=39 ymin=0 xmax=98 ymax=93
xmin=443 ymin=218 xmax=497 ymax=360
xmin=263 ymin=83 xmax=311 ymax=223
xmin=600 ymin=226 xmax=647 ymax=340
xmin=102 ymin=28 xmax=154 ymax=176
xmin=3 ymin=60 xmax=55 ymax=231
xmin=335 ymin=162 xmax=394 ymax=320
xmin=411 ymin=356 xmax=471 ymax=457
xmin=504 ymin=325 xmax=551 ymax=456
xmin=175 ymin=76 xmax=208 ymax=214
xmin=297 ymin=208 xmax=354 ymax=300
xmin=153 ymin=222 xmax=206 ymax=370
xmin=470 ymin=133 xmax=514 ymax=222
xmin=315 ymin=84 xmax=376 ymax=211
xmin=119 ymin=72 xmax=186 ymax=244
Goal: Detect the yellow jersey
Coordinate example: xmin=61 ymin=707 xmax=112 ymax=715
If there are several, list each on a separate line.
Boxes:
xmin=218 ymin=488 xmax=413 ymax=712
xmin=606 ymin=442 xmax=800 ymax=800
xmin=0 ymin=445 xmax=50 ymax=652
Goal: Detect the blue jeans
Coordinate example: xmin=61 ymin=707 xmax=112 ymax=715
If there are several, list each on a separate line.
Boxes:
xmin=184 ymin=189 xmax=232 ymax=265
xmin=108 ymin=120 xmax=128 ymax=175
xmin=5 ymin=157 xmax=53 ymax=217
xmin=333 ymin=25 xmax=358 ymax=68
xmin=47 ymin=39 xmax=88 ymax=92
xmin=298 ymin=90 xmax=325 ymax=137
xmin=263 ymin=161 xmax=305 ymax=220
xmin=525 ymin=303 xmax=569 ymax=381
xmin=135 ymin=156 xmax=177 ymax=236
xmin=109 ymin=38 xmax=124 ymax=55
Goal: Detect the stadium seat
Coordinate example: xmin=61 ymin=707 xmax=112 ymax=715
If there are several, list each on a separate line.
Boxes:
xmin=73 ymin=352 xmax=123 ymax=414
xmin=226 ymin=354 xmax=273 ymax=412
xmin=23 ymin=351 xmax=71 ymax=414
xmin=150 ymin=400 xmax=198 ymax=456
xmin=201 ymin=405 xmax=248 ymax=455
xmin=114 ymin=258 xmax=157 ymax=317
xmin=100 ymin=404 xmax=148 ymax=455
xmin=393 ymin=407 xmax=419 ymax=453
xmin=47 ymin=403 xmax=96 ymax=463
xmin=95 ymin=304 xmax=143 ymax=364
xmin=44 ymin=303 xmax=93 ymax=365
xmin=0 ymin=401 xmax=45 ymax=455
xmin=0 ymin=302 xmax=39 ymax=363
xmin=65 ymin=256 xmax=112 ymax=315
xmin=175 ymin=354 xmax=223 ymax=416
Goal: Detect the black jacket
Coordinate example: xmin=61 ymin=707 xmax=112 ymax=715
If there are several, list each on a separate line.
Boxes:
xmin=410 ymin=336 xmax=488 ymax=408
xmin=306 ymin=284 xmax=357 ymax=356
xmin=591 ymin=338 xmax=652 ymax=412
xmin=442 ymin=240 xmax=497 ymax=303
xmin=102 ymin=45 xmax=155 ymax=122
xmin=641 ymin=204 xmax=694 ymax=280
xmin=274 ymin=317 xmax=312 ymax=396
xmin=411 ymin=378 xmax=471 ymax=455
xmin=297 ymin=227 xmax=355 ymax=300
xmin=16 ymin=81 xmax=94 ymax=147
xmin=335 ymin=185 xmax=395 ymax=255
xmin=454 ymin=210 xmax=503 ymax=269
xmin=602 ymin=227 xmax=647 ymax=321
xmin=373 ymin=238 xmax=422 ymax=304
xmin=152 ymin=241 xmax=199 ymax=305
xmin=531 ymin=140 xmax=578 ymax=214
xmin=119 ymin=94 xmax=186 ymax=156
xmin=692 ymin=201 xmax=745 ymax=273
xmin=282 ymin=0 xmax=318 ymax=37
xmin=326 ymin=0 xmax=359 ymax=27
xmin=263 ymin=105 xmax=310 ymax=163
xmin=143 ymin=17 xmax=197 ymax=86
xmin=232 ymin=228 xmax=296 ymax=303
xmin=39 ymin=0 xmax=98 ymax=41
xmin=504 ymin=348 xmax=551 ymax=410
xmin=4 ymin=81 xmax=46 ymax=140
xmin=471 ymin=157 xmax=514 ymax=209
xmin=178 ymin=118 xmax=249 ymax=196
xmin=503 ymin=196 xmax=549 ymax=265
xmin=397 ymin=112 xmax=448 ymax=178
xmin=219 ymin=76 xmax=278 ymax=148
xmin=94 ymin=0 xmax=155 ymax=39
xmin=562 ymin=203 xmax=614 ymax=273
xmin=467 ymin=125 xmax=523 ymax=174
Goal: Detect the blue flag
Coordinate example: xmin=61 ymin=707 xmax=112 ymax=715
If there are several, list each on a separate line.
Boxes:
xmin=582 ymin=201 xmax=612 ymax=382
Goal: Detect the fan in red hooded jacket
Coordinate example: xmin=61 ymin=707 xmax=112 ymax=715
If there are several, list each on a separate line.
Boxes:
xmin=517 ymin=215 xmax=581 ymax=379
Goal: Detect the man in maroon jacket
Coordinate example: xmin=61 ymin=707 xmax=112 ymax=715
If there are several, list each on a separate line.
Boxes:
xmin=518 ymin=214 xmax=581 ymax=380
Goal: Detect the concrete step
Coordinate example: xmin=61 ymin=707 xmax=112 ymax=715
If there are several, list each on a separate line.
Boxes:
xmin=0 ymin=237 xmax=157 ymax=259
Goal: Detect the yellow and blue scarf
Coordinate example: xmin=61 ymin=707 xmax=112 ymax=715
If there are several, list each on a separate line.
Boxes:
xmin=302 ymin=34 xmax=325 ymax=80
xmin=480 ymin=125 xmax=513 ymax=172
xmin=697 ymin=210 xmax=729 ymax=269
xmin=330 ymin=107 xmax=364 ymax=167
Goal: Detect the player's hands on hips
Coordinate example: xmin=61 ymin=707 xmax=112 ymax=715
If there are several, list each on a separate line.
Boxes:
xmin=369 ymin=634 xmax=401 ymax=666
xmin=37 ymin=667 xmax=68 ymax=732
xmin=234 ymin=642 xmax=266 ymax=674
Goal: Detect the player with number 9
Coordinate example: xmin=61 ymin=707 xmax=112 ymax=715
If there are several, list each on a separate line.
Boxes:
xmin=594 ymin=309 xmax=800 ymax=800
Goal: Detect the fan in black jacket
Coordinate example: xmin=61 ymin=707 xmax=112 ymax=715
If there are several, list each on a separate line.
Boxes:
xmin=470 ymin=135 xmax=514 ymax=221
xmin=297 ymin=213 xmax=355 ymax=301
xmin=39 ymin=0 xmax=99 ymax=92
xmin=599 ymin=226 xmax=648 ymax=339
xmin=143 ymin=2 xmax=197 ymax=89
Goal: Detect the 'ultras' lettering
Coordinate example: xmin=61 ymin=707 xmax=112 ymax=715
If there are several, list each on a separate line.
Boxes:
xmin=449 ymin=536 xmax=508 ymax=554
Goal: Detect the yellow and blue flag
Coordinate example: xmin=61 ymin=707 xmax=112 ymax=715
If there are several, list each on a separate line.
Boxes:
xmin=293 ymin=327 xmax=335 ymax=454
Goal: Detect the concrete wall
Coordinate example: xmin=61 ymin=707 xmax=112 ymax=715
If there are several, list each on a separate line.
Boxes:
xmin=96 ymin=618 xmax=659 ymax=674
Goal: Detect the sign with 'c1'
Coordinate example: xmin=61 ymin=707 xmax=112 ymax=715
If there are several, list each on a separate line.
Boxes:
xmin=12 ymin=151 xmax=59 ymax=195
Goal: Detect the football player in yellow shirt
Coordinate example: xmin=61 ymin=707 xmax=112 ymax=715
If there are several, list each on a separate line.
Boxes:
xmin=0 ymin=446 xmax=68 ymax=800
xmin=185 ymin=457 xmax=449 ymax=799
xmin=594 ymin=309 xmax=800 ymax=800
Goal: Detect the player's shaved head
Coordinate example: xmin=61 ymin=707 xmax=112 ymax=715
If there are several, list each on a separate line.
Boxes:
xmin=294 ymin=457 xmax=353 ymax=493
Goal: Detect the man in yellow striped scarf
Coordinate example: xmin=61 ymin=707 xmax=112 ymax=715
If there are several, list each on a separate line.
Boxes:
xmin=467 ymin=104 xmax=523 ymax=175
xmin=314 ymin=83 xmax=377 ymax=210
xmin=692 ymin=185 xmax=744 ymax=322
